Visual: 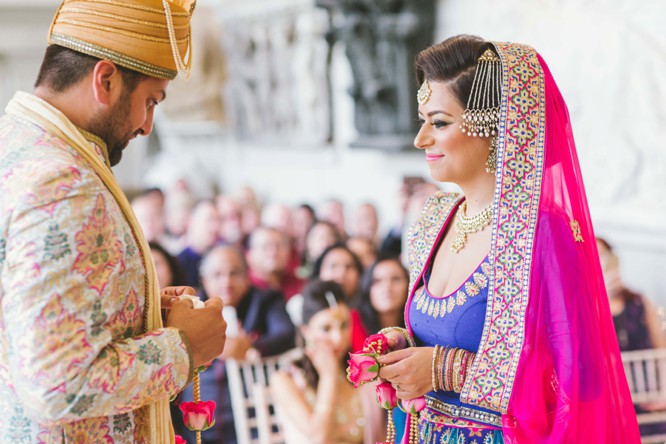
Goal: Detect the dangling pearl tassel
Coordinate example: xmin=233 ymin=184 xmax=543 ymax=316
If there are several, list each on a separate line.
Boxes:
xmin=409 ymin=413 xmax=420 ymax=444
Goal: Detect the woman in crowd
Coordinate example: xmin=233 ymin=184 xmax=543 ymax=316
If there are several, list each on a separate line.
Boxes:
xmin=597 ymin=237 xmax=666 ymax=437
xmin=358 ymin=256 xmax=409 ymax=334
xmin=298 ymin=220 xmax=341 ymax=279
xmin=273 ymin=280 xmax=383 ymax=443
xmin=376 ymin=35 xmax=639 ymax=442
xmin=312 ymin=243 xmax=366 ymax=350
xmin=149 ymin=241 xmax=185 ymax=288
xmin=597 ymin=237 xmax=665 ymax=351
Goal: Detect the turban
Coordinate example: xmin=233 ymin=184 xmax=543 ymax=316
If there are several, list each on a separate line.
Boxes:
xmin=48 ymin=0 xmax=196 ymax=80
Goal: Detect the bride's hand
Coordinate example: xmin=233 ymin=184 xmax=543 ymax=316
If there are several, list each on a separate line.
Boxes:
xmin=378 ymin=347 xmax=434 ymax=400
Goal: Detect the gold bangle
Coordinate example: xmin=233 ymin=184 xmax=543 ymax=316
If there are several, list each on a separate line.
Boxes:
xmin=431 ymin=345 xmax=439 ymax=392
xmin=452 ymin=349 xmax=463 ymax=393
xmin=379 ymin=326 xmax=416 ymax=348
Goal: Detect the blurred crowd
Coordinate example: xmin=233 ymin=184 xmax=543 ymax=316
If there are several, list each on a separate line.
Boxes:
xmin=132 ymin=179 xmax=666 ymax=443
xmin=132 ymin=177 xmax=438 ymax=443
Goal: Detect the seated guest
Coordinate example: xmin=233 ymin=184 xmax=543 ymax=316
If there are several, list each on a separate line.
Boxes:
xmin=174 ymin=245 xmax=296 ymax=444
xmin=149 ymin=241 xmax=185 ymax=288
xmin=216 ymin=194 xmax=244 ymax=248
xmin=597 ymin=237 xmax=665 ymax=350
xmin=292 ymin=203 xmax=316 ymax=261
xmin=247 ymin=226 xmax=304 ymax=300
xmin=272 ymin=280 xmax=384 ymax=444
xmin=347 ymin=236 xmax=377 ymax=270
xmin=298 ymin=220 xmax=340 ymax=279
xmin=132 ymin=188 xmax=166 ymax=244
xmin=357 ymin=255 xmax=410 ymax=442
xmin=318 ymin=198 xmax=348 ymax=240
xmin=162 ymin=185 xmax=195 ymax=255
xmin=597 ymin=237 xmax=666 ymax=438
xmin=177 ymin=200 xmax=220 ymax=288
xmin=311 ymin=243 xmax=366 ymax=350
xmin=352 ymin=202 xmax=380 ymax=246
xmin=358 ymin=256 xmax=409 ymax=334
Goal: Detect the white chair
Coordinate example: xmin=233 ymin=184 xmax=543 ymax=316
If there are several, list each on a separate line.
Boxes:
xmin=621 ymin=348 xmax=666 ymax=443
xmin=226 ymin=349 xmax=302 ymax=444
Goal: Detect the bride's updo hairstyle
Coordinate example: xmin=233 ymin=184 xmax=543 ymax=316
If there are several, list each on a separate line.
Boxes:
xmin=414 ymin=34 xmax=497 ymax=108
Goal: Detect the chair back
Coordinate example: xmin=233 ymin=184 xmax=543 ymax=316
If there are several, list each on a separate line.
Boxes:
xmin=226 ymin=349 xmax=302 ymax=444
xmin=622 ymin=348 xmax=666 ymax=443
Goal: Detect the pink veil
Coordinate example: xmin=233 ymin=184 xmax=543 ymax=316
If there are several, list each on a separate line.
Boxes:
xmin=454 ymin=43 xmax=641 ymax=442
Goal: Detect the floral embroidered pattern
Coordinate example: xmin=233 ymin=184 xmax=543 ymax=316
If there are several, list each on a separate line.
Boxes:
xmin=26 ymin=294 xmax=93 ymax=381
xmin=44 ymin=224 xmax=71 ymax=261
xmin=113 ymin=412 xmax=132 ymax=434
xmin=8 ymin=405 xmax=31 ymax=443
xmin=461 ymin=43 xmax=546 ymax=413
xmin=137 ymin=341 xmax=162 ymax=365
xmin=73 ymin=194 xmax=124 ymax=295
xmin=88 ymin=346 xmax=135 ymax=393
xmin=407 ymin=192 xmax=462 ymax=298
xmin=64 ymin=417 xmax=113 ymax=444
xmin=0 ymin=117 xmax=191 ymax=442
xmin=413 ymin=261 xmax=492 ymax=319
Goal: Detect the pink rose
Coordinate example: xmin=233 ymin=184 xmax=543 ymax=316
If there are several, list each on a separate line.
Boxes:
xmin=174 ymin=435 xmax=187 ymax=444
xmin=375 ymin=382 xmax=398 ymax=410
xmin=179 ymin=400 xmax=217 ymax=431
xmin=346 ymin=352 xmax=380 ymax=388
xmin=400 ymin=397 xmax=426 ymax=415
xmin=362 ymin=333 xmax=390 ymax=355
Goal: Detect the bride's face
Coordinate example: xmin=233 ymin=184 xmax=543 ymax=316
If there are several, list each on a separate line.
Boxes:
xmin=414 ymin=80 xmax=490 ymax=184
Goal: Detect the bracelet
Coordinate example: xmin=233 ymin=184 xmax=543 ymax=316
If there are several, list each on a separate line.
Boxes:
xmin=435 ymin=345 xmax=445 ymax=391
xmin=445 ymin=347 xmax=456 ymax=391
xmin=440 ymin=347 xmax=449 ymax=391
xmin=431 ymin=345 xmax=440 ymax=392
xmin=452 ymin=348 xmax=464 ymax=393
xmin=379 ymin=326 xmax=416 ymax=348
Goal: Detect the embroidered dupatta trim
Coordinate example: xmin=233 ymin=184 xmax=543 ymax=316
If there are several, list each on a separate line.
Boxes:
xmin=405 ymin=192 xmax=462 ymax=313
xmin=459 ymin=43 xmax=546 ymax=413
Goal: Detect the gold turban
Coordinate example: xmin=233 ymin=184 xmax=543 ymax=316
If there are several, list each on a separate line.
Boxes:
xmin=48 ymin=0 xmax=196 ymax=80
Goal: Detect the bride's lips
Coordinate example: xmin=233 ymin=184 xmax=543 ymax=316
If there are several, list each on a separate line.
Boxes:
xmin=426 ymin=153 xmax=444 ymax=162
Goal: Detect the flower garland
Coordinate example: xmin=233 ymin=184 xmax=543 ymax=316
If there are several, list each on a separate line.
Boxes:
xmin=175 ymin=363 xmax=216 ymax=444
xmin=347 ymin=333 xmax=425 ymax=444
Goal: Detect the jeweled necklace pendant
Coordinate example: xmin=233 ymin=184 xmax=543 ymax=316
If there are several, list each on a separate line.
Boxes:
xmin=451 ymin=202 xmax=492 ymax=253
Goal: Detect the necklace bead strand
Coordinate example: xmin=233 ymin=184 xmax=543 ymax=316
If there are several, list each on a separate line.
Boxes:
xmin=451 ymin=201 xmax=492 ymax=253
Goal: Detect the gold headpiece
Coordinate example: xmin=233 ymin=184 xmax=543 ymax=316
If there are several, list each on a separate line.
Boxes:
xmin=460 ymin=48 xmax=502 ymax=137
xmin=48 ymin=0 xmax=197 ymax=80
xmin=417 ymin=79 xmax=432 ymax=105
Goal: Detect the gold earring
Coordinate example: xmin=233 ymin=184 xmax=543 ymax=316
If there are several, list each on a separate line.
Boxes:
xmin=486 ymin=136 xmax=498 ymax=174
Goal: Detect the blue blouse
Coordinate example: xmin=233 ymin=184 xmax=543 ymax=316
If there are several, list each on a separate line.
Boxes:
xmin=409 ymin=255 xmax=503 ymax=425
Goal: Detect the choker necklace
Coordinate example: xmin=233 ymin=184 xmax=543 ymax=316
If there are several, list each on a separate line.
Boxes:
xmin=451 ymin=201 xmax=492 ymax=253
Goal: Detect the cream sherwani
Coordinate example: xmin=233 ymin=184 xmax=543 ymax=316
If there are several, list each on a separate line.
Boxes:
xmin=0 ymin=92 xmax=191 ymax=443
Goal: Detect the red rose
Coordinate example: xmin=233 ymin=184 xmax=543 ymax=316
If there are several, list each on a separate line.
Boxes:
xmin=375 ymin=382 xmax=398 ymax=410
xmin=362 ymin=333 xmax=390 ymax=355
xmin=346 ymin=352 xmax=380 ymax=388
xmin=174 ymin=435 xmax=187 ymax=444
xmin=400 ymin=397 xmax=426 ymax=415
xmin=179 ymin=400 xmax=216 ymax=431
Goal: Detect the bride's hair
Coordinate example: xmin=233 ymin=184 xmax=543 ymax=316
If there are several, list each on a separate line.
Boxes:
xmin=415 ymin=34 xmax=497 ymax=107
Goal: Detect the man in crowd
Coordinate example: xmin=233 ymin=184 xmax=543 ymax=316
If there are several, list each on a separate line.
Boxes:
xmin=176 ymin=245 xmax=295 ymax=444
xmin=0 ymin=1 xmax=227 ymax=442
xmin=247 ymin=226 xmax=304 ymax=300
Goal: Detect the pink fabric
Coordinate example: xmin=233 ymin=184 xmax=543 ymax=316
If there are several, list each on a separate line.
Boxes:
xmin=501 ymin=55 xmax=639 ymax=442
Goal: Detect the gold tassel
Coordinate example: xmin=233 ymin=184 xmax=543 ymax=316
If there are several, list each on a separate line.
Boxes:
xmin=193 ymin=372 xmax=202 ymax=444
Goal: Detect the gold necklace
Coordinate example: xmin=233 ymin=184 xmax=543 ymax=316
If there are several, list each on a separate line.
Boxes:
xmin=451 ymin=201 xmax=492 ymax=253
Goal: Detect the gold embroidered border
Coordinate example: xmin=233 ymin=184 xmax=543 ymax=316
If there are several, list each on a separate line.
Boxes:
xmin=460 ymin=43 xmax=546 ymax=413
xmin=50 ymin=33 xmax=177 ymax=80
xmin=424 ymin=396 xmax=503 ymax=428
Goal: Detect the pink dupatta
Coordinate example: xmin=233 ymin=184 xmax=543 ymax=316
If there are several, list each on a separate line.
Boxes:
xmin=405 ymin=43 xmax=640 ymax=443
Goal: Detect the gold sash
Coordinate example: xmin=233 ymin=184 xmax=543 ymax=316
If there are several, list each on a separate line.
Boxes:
xmin=6 ymin=91 xmax=173 ymax=443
